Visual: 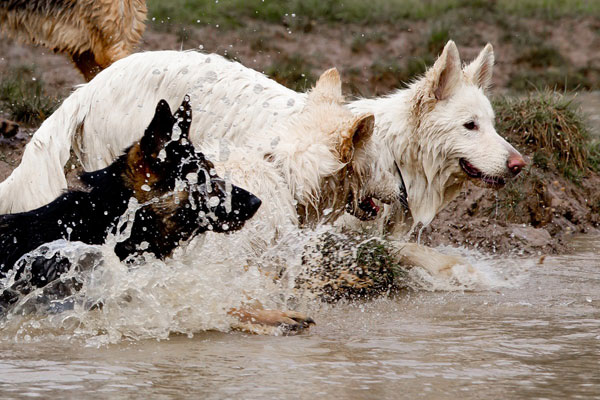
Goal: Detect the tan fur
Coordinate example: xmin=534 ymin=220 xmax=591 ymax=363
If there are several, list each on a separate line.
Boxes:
xmin=122 ymin=142 xmax=191 ymax=236
xmin=123 ymin=143 xmax=159 ymax=200
xmin=0 ymin=0 xmax=147 ymax=80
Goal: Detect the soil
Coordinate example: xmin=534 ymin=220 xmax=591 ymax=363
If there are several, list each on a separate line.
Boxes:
xmin=1 ymin=16 xmax=600 ymax=255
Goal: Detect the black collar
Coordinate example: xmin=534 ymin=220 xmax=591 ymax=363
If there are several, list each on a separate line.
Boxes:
xmin=394 ymin=161 xmax=409 ymax=211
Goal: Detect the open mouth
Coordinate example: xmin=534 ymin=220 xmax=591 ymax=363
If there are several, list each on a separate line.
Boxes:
xmin=459 ymin=158 xmax=506 ymax=188
xmin=346 ymin=193 xmax=380 ymax=221
xmin=358 ymin=197 xmax=380 ymax=220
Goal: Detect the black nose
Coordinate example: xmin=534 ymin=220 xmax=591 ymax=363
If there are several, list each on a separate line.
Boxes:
xmin=231 ymin=185 xmax=262 ymax=220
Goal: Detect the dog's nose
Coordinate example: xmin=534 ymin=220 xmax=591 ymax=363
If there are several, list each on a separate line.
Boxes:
xmin=231 ymin=185 xmax=262 ymax=220
xmin=507 ymin=153 xmax=526 ymax=176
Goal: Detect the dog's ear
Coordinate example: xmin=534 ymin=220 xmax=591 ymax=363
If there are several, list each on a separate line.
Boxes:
xmin=140 ymin=99 xmax=176 ymax=161
xmin=427 ymin=40 xmax=462 ymax=101
xmin=463 ymin=43 xmax=494 ymax=91
xmin=172 ymin=95 xmax=192 ymax=140
xmin=309 ymin=68 xmax=344 ymax=104
xmin=340 ymin=113 xmax=375 ymax=163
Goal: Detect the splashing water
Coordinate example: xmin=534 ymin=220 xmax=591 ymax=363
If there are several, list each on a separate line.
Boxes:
xmin=0 ymin=195 xmax=523 ymax=346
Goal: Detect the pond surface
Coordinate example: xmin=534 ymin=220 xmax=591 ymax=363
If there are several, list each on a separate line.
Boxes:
xmin=0 ymin=236 xmax=599 ymax=399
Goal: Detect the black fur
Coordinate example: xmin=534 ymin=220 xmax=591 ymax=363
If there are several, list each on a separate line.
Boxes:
xmin=0 ymin=96 xmax=261 ymax=308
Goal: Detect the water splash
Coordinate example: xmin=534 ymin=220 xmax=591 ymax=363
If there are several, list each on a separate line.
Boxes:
xmin=0 ymin=205 xmax=526 ymax=346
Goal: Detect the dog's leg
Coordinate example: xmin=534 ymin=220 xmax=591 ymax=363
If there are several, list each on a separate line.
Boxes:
xmin=71 ymin=51 xmax=103 ymax=81
xmin=393 ymin=242 xmax=477 ymax=278
xmin=229 ymin=307 xmax=315 ymax=336
xmin=0 ymin=118 xmax=19 ymax=138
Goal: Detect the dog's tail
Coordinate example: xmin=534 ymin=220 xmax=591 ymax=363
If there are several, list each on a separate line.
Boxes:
xmin=0 ymin=91 xmax=87 ymax=214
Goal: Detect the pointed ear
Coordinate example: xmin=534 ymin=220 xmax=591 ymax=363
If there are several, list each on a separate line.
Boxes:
xmin=308 ymin=67 xmax=344 ymax=104
xmin=140 ymin=99 xmax=176 ymax=158
xmin=427 ymin=40 xmax=462 ymax=101
xmin=172 ymin=94 xmax=192 ymax=139
xmin=340 ymin=113 xmax=374 ymax=163
xmin=463 ymin=43 xmax=494 ymax=91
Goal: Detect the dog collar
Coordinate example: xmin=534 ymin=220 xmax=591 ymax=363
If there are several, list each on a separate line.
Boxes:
xmin=394 ymin=161 xmax=409 ymax=211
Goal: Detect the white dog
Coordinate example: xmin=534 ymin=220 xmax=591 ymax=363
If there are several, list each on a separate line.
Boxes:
xmin=0 ymin=41 xmax=525 ymax=277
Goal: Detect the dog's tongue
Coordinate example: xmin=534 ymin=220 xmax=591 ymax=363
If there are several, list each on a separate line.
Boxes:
xmin=359 ymin=197 xmax=380 ymax=217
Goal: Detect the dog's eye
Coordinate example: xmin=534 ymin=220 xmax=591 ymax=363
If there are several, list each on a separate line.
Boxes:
xmin=463 ymin=121 xmax=477 ymax=130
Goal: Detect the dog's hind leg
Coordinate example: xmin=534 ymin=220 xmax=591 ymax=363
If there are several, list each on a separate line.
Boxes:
xmin=71 ymin=51 xmax=103 ymax=81
xmin=229 ymin=307 xmax=315 ymax=336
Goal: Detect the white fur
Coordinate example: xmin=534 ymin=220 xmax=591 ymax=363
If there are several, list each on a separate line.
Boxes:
xmin=0 ymin=43 xmax=522 ymax=245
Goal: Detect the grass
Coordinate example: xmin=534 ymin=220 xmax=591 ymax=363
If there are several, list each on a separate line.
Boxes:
xmin=264 ymin=54 xmax=315 ymax=92
xmin=146 ymin=0 xmax=600 ymax=28
xmin=494 ymin=91 xmax=591 ymax=175
xmin=0 ymin=66 xmax=59 ymax=125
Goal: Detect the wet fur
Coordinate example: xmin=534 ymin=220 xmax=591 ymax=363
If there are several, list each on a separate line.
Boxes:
xmin=0 ymin=97 xmax=260 ymax=304
xmin=0 ymin=44 xmax=524 ymax=281
xmin=0 ymin=0 xmax=147 ymax=80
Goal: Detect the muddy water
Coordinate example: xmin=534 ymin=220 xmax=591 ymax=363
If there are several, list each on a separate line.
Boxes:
xmin=0 ymin=236 xmax=599 ymax=399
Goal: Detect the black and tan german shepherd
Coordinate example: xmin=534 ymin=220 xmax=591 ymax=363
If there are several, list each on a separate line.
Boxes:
xmin=0 ymin=96 xmax=261 ymax=308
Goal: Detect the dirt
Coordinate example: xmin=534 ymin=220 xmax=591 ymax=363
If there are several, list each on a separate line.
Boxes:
xmin=1 ymin=16 xmax=600 ymax=255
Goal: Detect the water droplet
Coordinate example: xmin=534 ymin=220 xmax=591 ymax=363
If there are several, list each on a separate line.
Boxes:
xmin=141 ymin=184 xmax=151 ymax=192
xmin=287 ymin=98 xmax=295 ymax=107
xmin=186 ymin=172 xmax=198 ymax=184
xmin=222 ymin=223 xmax=229 ymax=231
xmin=158 ymin=149 xmax=167 ymax=162
xmin=152 ymin=69 xmax=161 ymax=75
xmin=208 ymin=196 xmax=220 ymax=207
xmin=262 ymin=102 xmax=269 ymax=108
xmin=205 ymin=70 xmax=217 ymax=82
xmin=253 ymin=84 xmax=263 ymax=94
xmin=172 ymin=124 xmax=182 ymax=141
xmin=323 ymin=208 xmax=333 ymax=216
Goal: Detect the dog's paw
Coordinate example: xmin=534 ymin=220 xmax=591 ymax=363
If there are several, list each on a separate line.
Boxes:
xmin=230 ymin=308 xmax=315 ymax=336
xmin=0 ymin=118 xmax=19 ymax=138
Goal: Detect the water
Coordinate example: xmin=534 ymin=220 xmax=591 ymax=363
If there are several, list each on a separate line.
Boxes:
xmin=0 ymin=235 xmax=599 ymax=399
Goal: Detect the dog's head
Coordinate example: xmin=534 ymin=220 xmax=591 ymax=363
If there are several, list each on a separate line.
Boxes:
xmin=388 ymin=41 xmax=527 ymax=228
xmin=125 ymin=96 xmax=261 ymax=242
xmin=263 ymin=68 xmax=391 ymax=225
xmin=412 ymin=41 xmax=526 ymax=189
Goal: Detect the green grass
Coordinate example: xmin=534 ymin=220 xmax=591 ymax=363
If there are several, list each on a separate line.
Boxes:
xmin=0 ymin=66 xmax=59 ymax=125
xmin=494 ymin=91 xmax=591 ymax=178
xmin=264 ymin=54 xmax=315 ymax=92
xmin=147 ymin=0 xmax=600 ymax=27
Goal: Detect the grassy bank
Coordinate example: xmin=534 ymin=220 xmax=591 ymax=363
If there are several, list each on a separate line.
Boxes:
xmin=147 ymin=0 xmax=600 ymax=27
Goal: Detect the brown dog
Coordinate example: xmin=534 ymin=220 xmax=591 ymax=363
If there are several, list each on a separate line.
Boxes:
xmin=0 ymin=0 xmax=147 ymax=80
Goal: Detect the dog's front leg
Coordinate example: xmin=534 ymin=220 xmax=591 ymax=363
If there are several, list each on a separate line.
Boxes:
xmin=228 ymin=306 xmax=315 ymax=336
xmin=392 ymin=242 xmax=477 ymax=278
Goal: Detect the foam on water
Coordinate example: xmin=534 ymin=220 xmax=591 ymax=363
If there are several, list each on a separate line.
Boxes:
xmin=405 ymin=244 xmax=532 ymax=292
